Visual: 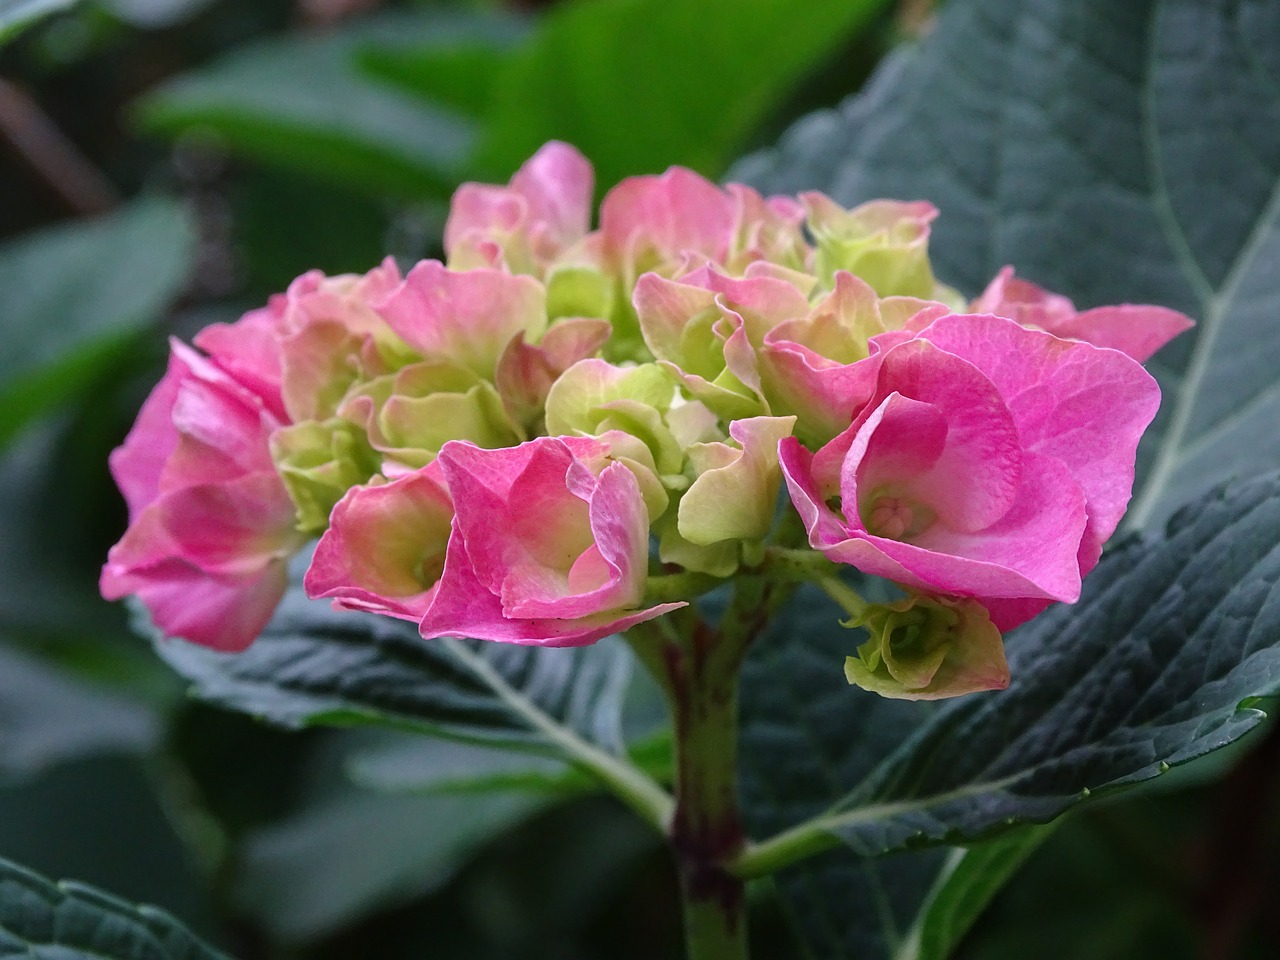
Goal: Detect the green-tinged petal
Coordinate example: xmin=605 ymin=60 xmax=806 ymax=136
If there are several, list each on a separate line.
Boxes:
xmin=677 ymin=415 xmax=795 ymax=546
xmin=544 ymin=359 xmax=674 ymax=435
xmin=271 ymin=419 xmax=379 ymax=534
xmin=546 ymin=263 xmax=616 ymax=321
xmin=656 ymin=511 xmax=739 ymax=577
xmin=341 ymin=360 xmax=522 ymax=469
xmin=803 ymin=194 xmax=939 ymax=299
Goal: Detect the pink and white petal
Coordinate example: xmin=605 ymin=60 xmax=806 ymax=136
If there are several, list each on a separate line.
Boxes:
xmin=510 ymin=141 xmax=594 ymax=248
xmin=600 ymin=167 xmax=735 ymax=265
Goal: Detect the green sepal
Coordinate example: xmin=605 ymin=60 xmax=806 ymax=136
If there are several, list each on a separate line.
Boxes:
xmin=272 ymin=418 xmax=380 ymax=534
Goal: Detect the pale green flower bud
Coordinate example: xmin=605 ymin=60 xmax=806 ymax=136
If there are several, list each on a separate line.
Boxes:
xmin=844 ymin=595 xmax=1010 ymax=701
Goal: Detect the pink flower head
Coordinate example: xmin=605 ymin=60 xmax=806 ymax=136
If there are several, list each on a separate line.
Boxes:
xmin=101 ymin=341 xmax=304 ymax=651
xmin=780 ymin=313 xmax=1162 ymax=630
xmin=418 ymin=437 xmax=684 ymax=646
xmin=305 ymin=465 xmax=454 ymax=622
xmin=445 ymin=141 xmax=595 ymax=275
xmin=375 ymin=259 xmax=547 ymax=383
xmin=972 ymin=266 xmax=1194 ymax=362
xmin=598 ymin=166 xmax=809 ymax=285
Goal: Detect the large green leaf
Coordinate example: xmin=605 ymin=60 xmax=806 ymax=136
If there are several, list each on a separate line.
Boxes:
xmin=0 ymin=0 xmax=76 ymax=43
xmin=146 ymin=575 xmax=632 ymax=754
xmin=730 ymin=0 xmax=1280 ymax=954
xmin=741 ymin=472 xmax=1280 ymax=957
xmin=0 ymin=853 xmax=228 ymax=960
xmin=134 ymin=13 xmax=510 ymax=198
xmin=0 ymin=643 xmax=160 ymax=782
xmin=473 ymin=0 xmax=892 ymax=190
xmin=231 ymin=734 xmax=548 ymax=942
xmin=0 ymin=197 xmax=192 ymax=450
xmin=733 ymin=0 xmax=1280 ymax=532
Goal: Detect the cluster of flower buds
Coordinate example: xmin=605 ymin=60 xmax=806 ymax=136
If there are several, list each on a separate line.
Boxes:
xmin=102 ymin=142 xmax=1192 ymax=699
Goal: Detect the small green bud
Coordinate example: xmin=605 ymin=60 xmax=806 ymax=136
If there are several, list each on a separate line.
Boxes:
xmin=844 ymin=594 xmax=1009 ymax=700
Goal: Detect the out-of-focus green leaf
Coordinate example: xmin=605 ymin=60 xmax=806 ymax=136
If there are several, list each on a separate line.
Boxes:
xmin=896 ymin=827 xmax=1053 ymax=960
xmin=347 ymin=734 xmax=572 ymax=795
xmin=0 ymin=850 xmax=228 ymax=960
xmin=0 ymin=196 xmax=192 ymax=451
xmin=0 ymin=642 xmax=160 ymax=781
xmin=962 ymin=806 xmax=1200 ymax=960
xmin=233 ymin=767 xmax=546 ymax=942
xmin=134 ymin=13 xmax=514 ymax=198
xmin=0 ymin=0 xmax=77 ymax=43
xmin=357 ymin=20 xmax=529 ymax=118
xmin=474 ymin=0 xmax=893 ymax=190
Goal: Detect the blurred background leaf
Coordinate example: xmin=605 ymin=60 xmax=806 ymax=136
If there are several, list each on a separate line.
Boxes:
xmin=0 ymin=0 xmax=79 ymax=44
xmin=0 ymin=195 xmax=192 ymax=450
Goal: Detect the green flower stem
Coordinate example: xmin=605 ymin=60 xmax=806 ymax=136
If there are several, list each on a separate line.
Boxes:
xmin=728 ymin=817 xmax=842 ymax=880
xmin=817 ymin=574 xmax=868 ymax=620
xmin=628 ymin=578 xmax=791 ymax=960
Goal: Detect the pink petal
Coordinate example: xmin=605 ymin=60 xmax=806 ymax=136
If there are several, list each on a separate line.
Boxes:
xmin=105 ymin=556 xmax=288 ymax=653
xmin=847 ymin=339 xmax=1023 ymax=532
xmin=600 ymin=166 xmax=736 ymax=266
xmin=509 ymin=141 xmax=594 ymax=250
xmin=1051 ymin=304 xmax=1194 ymax=363
xmin=418 ymin=524 xmax=681 ymax=647
xmin=915 ymin=312 xmax=1160 ymax=556
xmin=376 ymin=260 xmax=547 ymax=380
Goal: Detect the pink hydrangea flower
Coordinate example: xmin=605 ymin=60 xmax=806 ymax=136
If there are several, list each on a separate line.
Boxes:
xmin=445 ymin=141 xmax=594 ymax=275
xmin=417 ymin=436 xmax=684 ymax=646
xmin=779 ymin=312 xmax=1163 ymax=630
xmin=101 ymin=341 xmax=304 ymax=651
xmin=972 ymin=266 xmax=1193 ymax=363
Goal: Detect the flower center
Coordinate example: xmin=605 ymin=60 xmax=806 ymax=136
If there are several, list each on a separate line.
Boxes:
xmin=863 ymin=494 xmax=935 ymax=540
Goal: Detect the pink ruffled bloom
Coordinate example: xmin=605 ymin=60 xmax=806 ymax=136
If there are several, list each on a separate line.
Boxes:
xmin=418 ymin=437 xmax=684 ymax=646
xmin=779 ymin=312 xmax=1163 ymax=631
xmin=101 ymin=341 xmax=304 ymax=651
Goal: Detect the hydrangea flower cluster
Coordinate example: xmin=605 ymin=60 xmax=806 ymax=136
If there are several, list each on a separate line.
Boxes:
xmin=102 ymin=142 xmax=1191 ymax=700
